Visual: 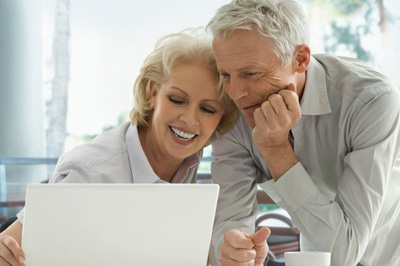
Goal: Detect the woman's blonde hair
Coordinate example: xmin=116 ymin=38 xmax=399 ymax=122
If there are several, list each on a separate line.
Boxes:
xmin=130 ymin=28 xmax=238 ymax=144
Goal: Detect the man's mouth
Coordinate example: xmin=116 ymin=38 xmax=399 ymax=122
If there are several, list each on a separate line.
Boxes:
xmin=170 ymin=127 xmax=196 ymax=141
xmin=241 ymin=103 xmax=262 ymax=113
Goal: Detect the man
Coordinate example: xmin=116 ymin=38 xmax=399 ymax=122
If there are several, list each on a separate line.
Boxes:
xmin=207 ymin=0 xmax=400 ymax=265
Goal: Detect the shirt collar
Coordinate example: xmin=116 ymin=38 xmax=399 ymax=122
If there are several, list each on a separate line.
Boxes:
xmin=300 ymin=56 xmax=332 ymax=115
xmin=125 ymin=123 xmax=201 ymax=184
xmin=171 ymin=151 xmax=201 ymax=183
xmin=126 ymin=123 xmax=160 ymax=183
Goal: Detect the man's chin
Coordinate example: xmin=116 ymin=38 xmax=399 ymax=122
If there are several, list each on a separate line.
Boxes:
xmin=242 ymin=114 xmax=256 ymax=128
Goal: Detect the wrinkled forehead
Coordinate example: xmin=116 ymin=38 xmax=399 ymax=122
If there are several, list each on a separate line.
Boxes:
xmin=212 ymin=30 xmax=278 ymax=70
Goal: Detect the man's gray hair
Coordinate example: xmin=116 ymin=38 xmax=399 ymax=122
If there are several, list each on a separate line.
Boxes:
xmin=207 ymin=0 xmax=310 ymax=66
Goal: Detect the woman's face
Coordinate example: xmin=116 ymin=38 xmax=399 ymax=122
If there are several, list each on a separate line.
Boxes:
xmin=148 ymin=62 xmax=225 ymax=161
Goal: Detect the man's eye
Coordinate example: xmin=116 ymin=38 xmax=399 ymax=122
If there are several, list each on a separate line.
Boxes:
xmin=245 ymin=72 xmax=257 ymax=76
xmin=220 ymin=72 xmax=230 ymax=81
xmin=244 ymin=72 xmax=261 ymax=80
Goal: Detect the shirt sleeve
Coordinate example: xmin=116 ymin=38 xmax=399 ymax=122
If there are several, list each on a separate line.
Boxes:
xmin=208 ymin=127 xmax=262 ymax=266
xmin=49 ymin=160 xmax=100 ymax=184
xmin=262 ymin=92 xmax=400 ymax=266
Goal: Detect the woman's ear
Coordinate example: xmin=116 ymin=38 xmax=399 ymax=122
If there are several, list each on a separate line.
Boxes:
xmin=293 ymin=44 xmax=311 ymax=73
xmin=149 ymin=80 xmax=158 ymax=99
xmin=147 ymin=81 xmax=159 ymax=113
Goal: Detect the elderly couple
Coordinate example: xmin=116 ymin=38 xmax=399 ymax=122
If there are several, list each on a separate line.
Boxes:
xmin=1 ymin=0 xmax=399 ymax=265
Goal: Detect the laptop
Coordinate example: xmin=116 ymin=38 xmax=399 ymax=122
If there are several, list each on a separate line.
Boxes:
xmin=21 ymin=183 xmax=219 ymax=266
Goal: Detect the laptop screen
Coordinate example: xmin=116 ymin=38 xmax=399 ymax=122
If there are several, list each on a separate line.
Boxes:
xmin=22 ymin=183 xmax=219 ymax=266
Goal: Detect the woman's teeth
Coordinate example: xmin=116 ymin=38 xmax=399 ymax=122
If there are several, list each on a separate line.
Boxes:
xmin=171 ymin=127 xmax=195 ymax=141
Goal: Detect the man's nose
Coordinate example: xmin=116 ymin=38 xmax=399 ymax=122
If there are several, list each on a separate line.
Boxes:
xmin=225 ymin=77 xmax=248 ymax=101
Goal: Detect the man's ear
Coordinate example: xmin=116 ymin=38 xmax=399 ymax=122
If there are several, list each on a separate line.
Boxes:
xmin=293 ymin=44 xmax=310 ymax=73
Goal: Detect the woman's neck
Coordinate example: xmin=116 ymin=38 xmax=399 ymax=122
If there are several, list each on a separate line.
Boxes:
xmin=137 ymin=125 xmax=183 ymax=182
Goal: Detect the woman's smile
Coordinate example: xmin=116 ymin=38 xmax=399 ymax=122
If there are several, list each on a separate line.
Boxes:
xmin=170 ymin=126 xmax=197 ymax=143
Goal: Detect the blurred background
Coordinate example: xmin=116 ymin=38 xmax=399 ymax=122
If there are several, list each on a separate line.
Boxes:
xmin=1 ymin=0 xmax=399 ymax=219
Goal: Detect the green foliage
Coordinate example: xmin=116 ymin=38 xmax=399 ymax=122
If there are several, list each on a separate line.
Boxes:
xmin=71 ymin=111 xmax=130 ymax=144
xmin=331 ymin=0 xmax=368 ymax=15
xmin=323 ymin=20 xmax=372 ymax=62
xmin=80 ymin=133 xmax=97 ymax=142
xmin=101 ymin=111 xmax=129 ymax=133
xmin=321 ymin=0 xmax=377 ymax=63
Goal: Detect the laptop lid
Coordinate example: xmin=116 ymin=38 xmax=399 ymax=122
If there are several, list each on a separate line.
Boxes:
xmin=21 ymin=183 xmax=219 ymax=266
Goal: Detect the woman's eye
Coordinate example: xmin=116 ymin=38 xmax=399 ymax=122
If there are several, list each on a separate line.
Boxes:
xmin=201 ymin=107 xmax=216 ymax=114
xmin=169 ymin=97 xmax=184 ymax=104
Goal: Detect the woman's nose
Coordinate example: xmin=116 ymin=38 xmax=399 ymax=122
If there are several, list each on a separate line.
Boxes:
xmin=180 ymin=107 xmax=199 ymax=126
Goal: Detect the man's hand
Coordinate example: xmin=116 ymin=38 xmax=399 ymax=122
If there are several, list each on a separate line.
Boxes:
xmin=252 ymin=83 xmax=301 ymax=181
xmin=252 ymin=83 xmax=301 ymax=149
xmin=220 ymin=227 xmax=271 ymax=266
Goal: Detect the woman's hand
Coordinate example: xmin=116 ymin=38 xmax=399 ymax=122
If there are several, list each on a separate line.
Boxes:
xmin=0 ymin=220 xmax=25 ymax=266
xmin=0 ymin=235 xmax=25 ymax=266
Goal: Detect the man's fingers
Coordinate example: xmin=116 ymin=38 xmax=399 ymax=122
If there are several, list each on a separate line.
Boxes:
xmin=250 ymin=227 xmax=270 ymax=247
xmin=220 ymin=243 xmax=256 ymax=263
xmin=220 ymin=229 xmax=257 ymax=265
xmin=220 ymin=229 xmax=271 ymax=266
xmin=267 ymin=94 xmax=288 ymax=115
xmin=254 ymin=243 xmax=269 ymax=265
xmin=220 ymin=255 xmax=255 ymax=266
xmin=225 ymin=229 xmax=254 ymax=249
xmin=286 ymin=83 xmax=296 ymax=93
xmin=250 ymin=228 xmax=270 ymax=266
xmin=278 ymin=84 xmax=300 ymax=114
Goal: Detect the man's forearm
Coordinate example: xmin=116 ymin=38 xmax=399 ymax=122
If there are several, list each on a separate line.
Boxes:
xmin=259 ymin=143 xmax=299 ymax=182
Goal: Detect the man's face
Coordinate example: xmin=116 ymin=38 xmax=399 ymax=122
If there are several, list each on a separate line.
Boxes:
xmin=212 ymin=29 xmax=297 ymax=127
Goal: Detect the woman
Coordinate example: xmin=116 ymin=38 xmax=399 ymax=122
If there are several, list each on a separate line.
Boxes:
xmin=0 ymin=28 xmax=238 ymax=265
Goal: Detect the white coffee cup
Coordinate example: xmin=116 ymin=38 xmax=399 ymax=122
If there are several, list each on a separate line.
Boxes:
xmin=284 ymin=251 xmax=331 ymax=266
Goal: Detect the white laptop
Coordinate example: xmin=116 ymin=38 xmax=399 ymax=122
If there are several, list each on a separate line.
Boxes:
xmin=21 ymin=183 xmax=219 ymax=266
